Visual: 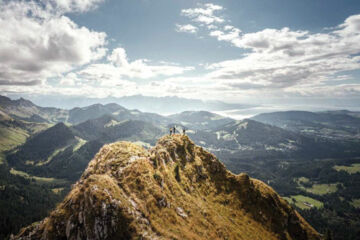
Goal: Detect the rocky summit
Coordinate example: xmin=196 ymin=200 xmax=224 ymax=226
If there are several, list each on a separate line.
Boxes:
xmin=12 ymin=135 xmax=321 ymax=240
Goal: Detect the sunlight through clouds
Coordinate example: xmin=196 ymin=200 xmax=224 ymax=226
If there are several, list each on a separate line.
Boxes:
xmin=178 ymin=3 xmax=360 ymax=98
xmin=0 ymin=0 xmax=107 ymax=86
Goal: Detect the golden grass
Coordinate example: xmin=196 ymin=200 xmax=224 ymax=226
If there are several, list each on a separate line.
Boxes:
xmin=0 ymin=126 xmax=28 ymax=152
xmin=14 ymin=134 xmax=321 ymax=240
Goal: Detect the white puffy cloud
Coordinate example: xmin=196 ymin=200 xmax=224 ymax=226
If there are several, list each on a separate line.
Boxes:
xmin=181 ymin=3 xmax=223 ymax=17
xmin=175 ymin=24 xmax=198 ymax=34
xmin=207 ymin=24 xmax=217 ymax=30
xmin=224 ymin=25 xmax=234 ymax=31
xmin=0 ymin=0 xmax=107 ymax=86
xmin=209 ymin=27 xmax=241 ymax=43
xmin=335 ymin=14 xmax=360 ymax=36
xmin=45 ymin=0 xmax=104 ymax=13
xmin=107 ymin=48 xmax=129 ymax=67
xmin=0 ymin=0 xmax=195 ymax=98
xmin=73 ymin=48 xmax=194 ymax=83
xmin=202 ymin=14 xmax=360 ymax=96
xmin=176 ymin=4 xmax=360 ymax=99
xmin=181 ymin=3 xmax=224 ymax=25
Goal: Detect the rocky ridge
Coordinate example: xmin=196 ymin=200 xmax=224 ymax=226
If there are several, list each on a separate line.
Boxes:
xmin=13 ymin=135 xmax=321 ymax=240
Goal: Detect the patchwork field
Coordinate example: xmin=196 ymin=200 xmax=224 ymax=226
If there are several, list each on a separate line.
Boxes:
xmin=334 ymin=163 xmax=360 ymax=174
xmin=351 ymin=199 xmax=360 ymax=208
xmin=296 ymin=177 xmax=310 ymax=184
xmin=10 ymin=168 xmax=68 ymax=185
xmin=295 ymin=177 xmax=339 ymax=195
xmin=283 ymin=195 xmax=324 ymax=209
xmin=301 ymin=183 xmax=339 ymax=195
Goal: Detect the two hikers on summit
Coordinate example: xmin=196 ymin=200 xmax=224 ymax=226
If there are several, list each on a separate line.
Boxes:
xmin=169 ymin=126 xmax=186 ymax=135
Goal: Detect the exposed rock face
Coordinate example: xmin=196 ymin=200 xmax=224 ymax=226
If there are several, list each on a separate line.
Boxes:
xmin=13 ymin=135 xmax=321 ymax=240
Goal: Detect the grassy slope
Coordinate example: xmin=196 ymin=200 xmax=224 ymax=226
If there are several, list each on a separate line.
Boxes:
xmin=0 ymin=118 xmax=51 ymax=165
xmin=0 ymin=127 xmax=28 ymax=152
xmin=14 ymin=135 xmax=320 ymax=240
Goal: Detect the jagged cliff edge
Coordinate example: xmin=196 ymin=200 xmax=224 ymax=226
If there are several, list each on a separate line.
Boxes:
xmin=13 ymin=134 xmax=321 ymax=240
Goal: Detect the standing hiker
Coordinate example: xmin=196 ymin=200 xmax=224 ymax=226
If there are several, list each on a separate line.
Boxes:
xmin=169 ymin=127 xmax=173 ymax=135
xmin=182 ymin=128 xmax=186 ymax=135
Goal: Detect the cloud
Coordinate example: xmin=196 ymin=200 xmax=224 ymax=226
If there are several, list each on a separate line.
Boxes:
xmin=224 ymin=25 xmax=234 ymax=31
xmin=45 ymin=0 xmax=104 ymax=13
xmin=207 ymin=24 xmax=217 ymax=30
xmin=0 ymin=0 xmax=107 ymax=86
xmin=72 ymin=48 xmax=194 ymax=84
xmin=335 ymin=14 xmax=360 ymax=36
xmin=176 ymin=4 xmax=360 ymax=99
xmin=201 ymin=14 xmax=360 ymax=95
xmin=59 ymin=72 xmax=82 ymax=86
xmin=209 ymin=27 xmax=241 ymax=43
xmin=286 ymin=83 xmax=360 ymax=98
xmin=0 ymin=79 xmax=42 ymax=86
xmin=107 ymin=48 xmax=129 ymax=67
xmin=0 ymin=0 xmax=195 ymax=98
xmin=175 ymin=24 xmax=198 ymax=34
xmin=181 ymin=3 xmax=224 ymax=25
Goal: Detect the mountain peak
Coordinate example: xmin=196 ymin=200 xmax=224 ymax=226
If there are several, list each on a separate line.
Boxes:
xmin=13 ymin=135 xmax=320 ymax=240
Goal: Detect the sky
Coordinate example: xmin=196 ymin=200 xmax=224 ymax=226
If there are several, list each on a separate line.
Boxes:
xmin=1 ymin=0 xmax=360 ymax=110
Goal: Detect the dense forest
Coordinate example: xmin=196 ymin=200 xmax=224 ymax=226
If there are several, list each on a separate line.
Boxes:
xmin=0 ymin=163 xmax=69 ymax=239
xmin=223 ymin=154 xmax=360 ymax=240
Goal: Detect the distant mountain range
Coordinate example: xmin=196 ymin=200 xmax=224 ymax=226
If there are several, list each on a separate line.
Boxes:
xmin=168 ymin=110 xmax=234 ymax=130
xmin=5 ymin=94 xmax=255 ymax=114
xmin=0 ymin=95 xmax=171 ymax=125
xmin=3 ymin=95 xmax=359 ymax=181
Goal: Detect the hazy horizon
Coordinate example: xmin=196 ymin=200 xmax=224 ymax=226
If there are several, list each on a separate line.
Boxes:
xmin=3 ymin=93 xmax=360 ymax=120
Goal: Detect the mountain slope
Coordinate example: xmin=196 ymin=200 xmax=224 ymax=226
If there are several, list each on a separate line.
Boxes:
xmin=252 ymin=110 xmax=360 ymax=140
xmin=169 ymin=110 xmax=234 ymax=130
xmin=0 ymin=96 xmax=67 ymax=123
xmin=110 ymin=94 xmax=254 ymax=114
xmin=68 ymin=103 xmax=127 ymax=124
xmin=189 ymin=119 xmax=351 ymax=160
xmin=13 ymin=135 xmax=320 ymax=240
xmin=72 ymin=115 xmax=164 ymax=144
xmin=6 ymin=115 xmax=165 ymax=181
xmin=189 ymin=119 xmax=305 ymax=153
xmin=0 ymin=109 xmax=53 ymax=156
xmin=0 ymin=95 xmax=171 ymax=126
xmin=7 ymin=123 xmax=76 ymax=168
